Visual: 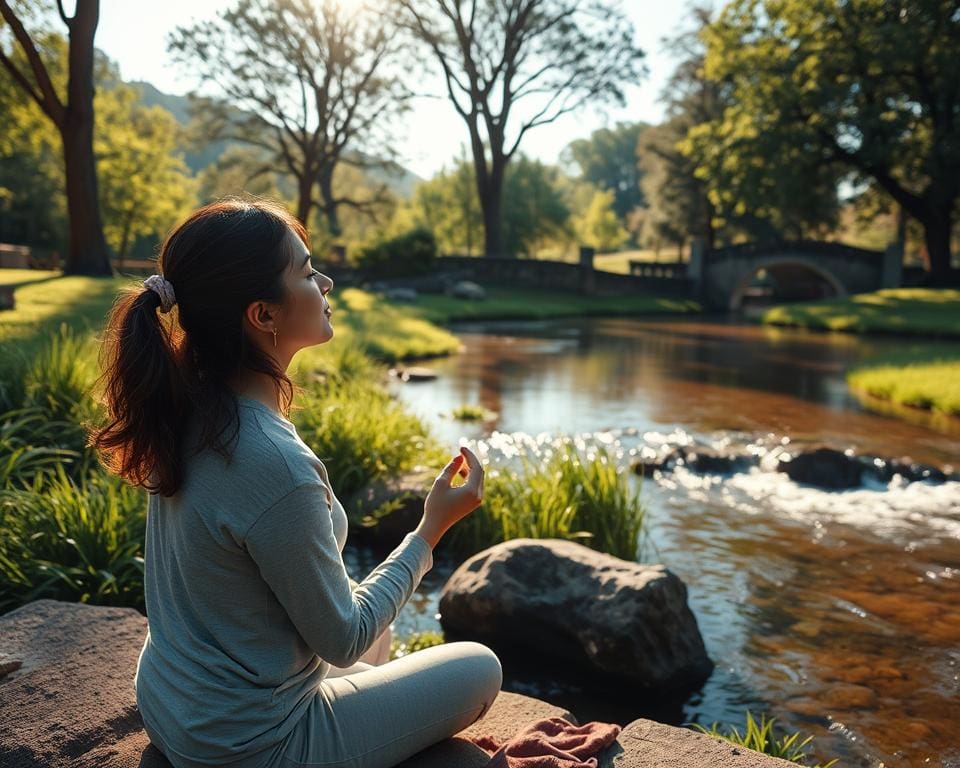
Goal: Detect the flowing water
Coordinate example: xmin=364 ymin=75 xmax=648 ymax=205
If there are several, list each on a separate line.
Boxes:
xmin=343 ymin=317 xmax=960 ymax=768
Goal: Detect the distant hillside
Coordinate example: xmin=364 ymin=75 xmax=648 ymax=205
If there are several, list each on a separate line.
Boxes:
xmin=130 ymin=81 xmax=423 ymax=196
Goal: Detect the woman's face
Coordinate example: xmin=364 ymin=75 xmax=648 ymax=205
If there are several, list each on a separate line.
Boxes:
xmin=277 ymin=228 xmax=334 ymax=351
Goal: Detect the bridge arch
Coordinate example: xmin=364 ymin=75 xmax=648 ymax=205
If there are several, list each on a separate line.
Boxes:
xmin=693 ymin=239 xmax=898 ymax=311
xmin=728 ymin=256 xmax=846 ymax=311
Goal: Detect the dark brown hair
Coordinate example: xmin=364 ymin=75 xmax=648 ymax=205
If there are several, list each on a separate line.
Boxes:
xmin=89 ymin=196 xmax=309 ymax=497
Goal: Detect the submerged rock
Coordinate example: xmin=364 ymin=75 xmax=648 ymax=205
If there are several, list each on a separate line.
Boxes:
xmin=777 ymin=447 xmax=863 ymax=489
xmin=438 ymin=538 xmax=714 ymax=694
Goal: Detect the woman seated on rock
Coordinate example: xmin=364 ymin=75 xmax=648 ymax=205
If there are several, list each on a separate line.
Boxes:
xmin=90 ymin=197 xmax=501 ymax=768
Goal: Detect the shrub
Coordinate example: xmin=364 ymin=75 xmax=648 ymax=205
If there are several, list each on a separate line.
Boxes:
xmin=0 ymin=465 xmax=147 ymax=614
xmin=293 ymin=379 xmax=446 ymax=501
xmin=445 ymin=440 xmax=648 ymax=561
xmin=355 ymin=227 xmax=438 ymax=279
xmin=691 ymin=711 xmax=839 ymax=768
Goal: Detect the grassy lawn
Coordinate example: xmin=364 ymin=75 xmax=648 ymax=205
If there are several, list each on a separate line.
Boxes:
xmin=410 ymin=286 xmax=700 ymax=323
xmin=593 ymin=249 xmax=677 ymax=275
xmin=846 ymin=345 xmax=960 ymax=416
xmin=761 ymin=288 xmax=960 ymax=337
xmin=0 ymin=276 xmax=459 ymax=361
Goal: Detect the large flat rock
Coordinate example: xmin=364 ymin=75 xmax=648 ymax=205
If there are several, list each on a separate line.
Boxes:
xmin=0 ymin=600 xmax=793 ymax=767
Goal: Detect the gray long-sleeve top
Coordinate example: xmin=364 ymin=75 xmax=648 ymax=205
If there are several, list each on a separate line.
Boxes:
xmin=133 ymin=394 xmax=434 ymax=766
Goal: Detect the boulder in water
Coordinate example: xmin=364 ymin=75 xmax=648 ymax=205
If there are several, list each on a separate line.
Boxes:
xmin=438 ymin=538 xmax=714 ymax=694
xmin=777 ymin=447 xmax=863 ymax=489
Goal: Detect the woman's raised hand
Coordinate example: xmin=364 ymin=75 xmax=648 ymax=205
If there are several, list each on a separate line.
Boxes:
xmin=418 ymin=446 xmax=485 ymax=547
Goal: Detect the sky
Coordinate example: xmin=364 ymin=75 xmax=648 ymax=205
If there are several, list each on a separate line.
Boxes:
xmin=95 ymin=1 xmax=692 ymax=180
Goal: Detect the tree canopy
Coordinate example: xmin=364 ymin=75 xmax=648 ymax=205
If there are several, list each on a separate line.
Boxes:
xmin=396 ymin=0 xmax=643 ymax=257
xmin=690 ymin=0 xmax=959 ymax=278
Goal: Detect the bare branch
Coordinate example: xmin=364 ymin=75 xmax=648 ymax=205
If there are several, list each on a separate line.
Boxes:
xmin=0 ymin=0 xmax=65 ymax=124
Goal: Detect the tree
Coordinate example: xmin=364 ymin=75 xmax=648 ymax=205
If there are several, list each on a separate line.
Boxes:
xmin=562 ymin=121 xmax=647 ymax=220
xmin=0 ymin=0 xmax=111 ymax=274
xmin=694 ymin=0 xmax=960 ymax=280
xmin=0 ymin=29 xmax=65 ymax=250
xmin=404 ymin=154 xmax=569 ymax=256
xmin=573 ymin=187 xmax=629 ymax=252
xmin=168 ymin=0 xmax=409 ymax=237
xmin=638 ymin=121 xmax=704 ymax=257
xmin=396 ymin=0 xmax=644 ymax=257
xmin=95 ymin=84 xmax=198 ymax=266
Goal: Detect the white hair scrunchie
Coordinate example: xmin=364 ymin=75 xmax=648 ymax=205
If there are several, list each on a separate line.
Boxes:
xmin=143 ymin=274 xmax=177 ymax=314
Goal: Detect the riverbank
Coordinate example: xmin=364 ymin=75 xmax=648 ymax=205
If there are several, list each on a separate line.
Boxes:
xmin=409 ymin=287 xmax=700 ymax=323
xmin=761 ymin=288 xmax=960 ymax=337
xmin=847 ymin=348 xmax=960 ymax=416
xmin=758 ymin=288 xmax=960 ymax=420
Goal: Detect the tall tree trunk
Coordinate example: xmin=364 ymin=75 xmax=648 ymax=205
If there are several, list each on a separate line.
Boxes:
xmin=315 ymin=170 xmax=342 ymax=238
xmin=61 ymin=115 xmax=111 ymax=275
xmin=479 ymin=165 xmax=505 ymax=257
xmin=296 ymin=176 xmax=313 ymax=230
xmin=896 ymin=203 xmax=906 ymax=251
xmin=923 ymin=211 xmax=953 ymax=284
xmin=480 ymin=188 xmax=503 ymax=257
xmin=60 ymin=0 xmax=110 ymax=276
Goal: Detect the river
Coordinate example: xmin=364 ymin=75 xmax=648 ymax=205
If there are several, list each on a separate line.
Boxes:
xmin=344 ymin=317 xmax=960 ymax=768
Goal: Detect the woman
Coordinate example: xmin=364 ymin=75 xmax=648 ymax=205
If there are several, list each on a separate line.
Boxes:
xmin=90 ymin=197 xmax=502 ymax=768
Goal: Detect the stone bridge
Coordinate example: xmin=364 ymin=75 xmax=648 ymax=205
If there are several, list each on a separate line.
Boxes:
xmin=689 ymin=239 xmax=903 ymax=310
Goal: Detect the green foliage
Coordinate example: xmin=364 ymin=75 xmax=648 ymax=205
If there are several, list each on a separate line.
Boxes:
xmin=390 ymin=630 xmax=446 ymax=660
xmin=692 ymin=711 xmax=838 ymax=768
xmin=501 ymin=156 xmax=572 ymax=256
xmin=95 ymin=83 xmax=198 ymax=263
xmin=23 ymin=324 xmax=101 ymax=424
xmin=0 ymin=465 xmax=147 ymax=614
xmin=306 ymin=287 xmax=461 ymax=363
xmin=450 ymin=404 xmax=487 ymax=422
xmin=411 ymin=286 xmax=701 ymax=323
xmin=0 ymin=407 xmax=81 ymax=490
xmin=689 ymin=0 xmax=960 ymax=271
xmin=0 ymin=30 xmax=68 ymax=249
xmin=573 ymin=188 xmax=630 ymax=252
xmin=639 ymin=119 xmax=714 ymax=251
xmin=562 ymin=121 xmax=647 ymax=220
xmin=847 ymin=349 xmax=960 ymax=416
xmin=400 ymin=151 xmax=482 ymax=256
xmin=355 ymin=227 xmax=438 ymax=279
xmin=446 ymin=441 xmax=648 ymax=562
xmin=761 ymin=289 xmax=960 ymax=337
xmin=293 ymin=378 xmax=446 ymax=501
xmin=400 ymin=155 xmax=571 ymax=257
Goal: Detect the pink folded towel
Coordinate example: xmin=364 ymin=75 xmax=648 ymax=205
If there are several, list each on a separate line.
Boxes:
xmin=464 ymin=716 xmax=622 ymax=768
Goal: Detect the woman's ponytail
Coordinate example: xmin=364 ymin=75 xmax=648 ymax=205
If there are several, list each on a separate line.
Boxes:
xmin=90 ymin=282 xmax=189 ymax=497
xmin=88 ymin=196 xmax=307 ymax=498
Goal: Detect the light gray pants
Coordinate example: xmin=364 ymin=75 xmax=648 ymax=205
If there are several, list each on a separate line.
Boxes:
xmin=268 ymin=639 xmax=503 ymax=768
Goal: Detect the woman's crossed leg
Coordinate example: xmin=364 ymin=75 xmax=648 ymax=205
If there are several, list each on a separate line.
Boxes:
xmin=277 ymin=641 xmax=502 ymax=768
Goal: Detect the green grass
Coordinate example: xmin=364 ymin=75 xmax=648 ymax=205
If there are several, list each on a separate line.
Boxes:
xmin=292 ymin=377 xmax=447 ymax=502
xmin=411 ymin=286 xmax=700 ymax=323
xmin=313 ymin=287 xmax=461 ymax=362
xmin=691 ymin=711 xmax=838 ymax=768
xmin=390 ymin=629 xmax=446 ymax=660
xmin=0 ymin=268 xmax=62 ymax=287
xmin=762 ymin=288 xmax=960 ymax=337
xmin=846 ymin=345 xmax=960 ymax=415
xmin=445 ymin=440 xmax=648 ymax=562
xmin=0 ymin=464 xmax=147 ymax=613
xmin=593 ymin=249 xmax=673 ymax=274
xmin=450 ymin=404 xmax=488 ymax=421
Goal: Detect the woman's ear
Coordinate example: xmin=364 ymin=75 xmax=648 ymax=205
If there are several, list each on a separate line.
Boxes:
xmin=245 ymin=300 xmax=278 ymax=334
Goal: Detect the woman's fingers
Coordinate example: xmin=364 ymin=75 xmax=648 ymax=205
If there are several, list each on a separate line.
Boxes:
xmin=459 ymin=446 xmax=484 ymax=495
xmin=437 ymin=453 xmax=464 ymax=485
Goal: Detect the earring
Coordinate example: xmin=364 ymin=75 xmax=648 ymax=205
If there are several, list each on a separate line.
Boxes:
xmin=272 ymin=328 xmax=278 ymax=349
